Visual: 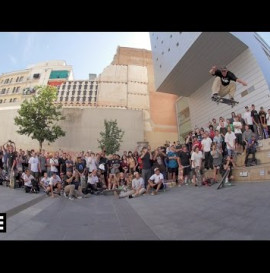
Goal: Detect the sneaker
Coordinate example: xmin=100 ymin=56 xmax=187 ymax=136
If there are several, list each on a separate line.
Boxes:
xmin=151 ymin=191 xmax=157 ymax=196
xmin=77 ymin=196 xmax=82 ymax=199
xmin=69 ymin=196 xmax=74 ymax=200
xmin=63 ymin=192 xmax=68 ymax=198
xmin=128 ymin=195 xmax=133 ymax=199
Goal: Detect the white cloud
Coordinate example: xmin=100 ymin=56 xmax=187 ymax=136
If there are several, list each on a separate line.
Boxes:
xmin=8 ymin=54 xmax=17 ymax=64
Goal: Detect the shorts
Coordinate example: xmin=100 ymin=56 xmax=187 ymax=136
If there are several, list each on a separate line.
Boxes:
xmin=168 ymin=167 xmax=178 ymax=173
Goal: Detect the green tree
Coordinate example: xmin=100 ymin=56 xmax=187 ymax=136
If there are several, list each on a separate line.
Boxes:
xmin=14 ymin=85 xmax=66 ymax=151
xmin=98 ymin=119 xmax=125 ymax=155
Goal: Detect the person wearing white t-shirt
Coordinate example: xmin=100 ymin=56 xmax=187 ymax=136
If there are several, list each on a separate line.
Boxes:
xmin=130 ymin=172 xmax=146 ymax=198
xmin=225 ymin=126 xmax=236 ymax=157
xmin=201 ymin=132 xmax=213 ymax=170
xmin=50 ymin=154 xmax=59 ymax=175
xmin=40 ymin=172 xmax=50 ymax=193
xmin=28 ymin=151 xmax=40 ymax=180
xmin=49 ymin=172 xmax=62 ymax=197
xmin=22 ymin=169 xmax=35 ymax=193
xmin=232 ymin=116 xmax=243 ymax=152
xmin=191 ymin=146 xmax=203 ymax=186
xmin=146 ymin=168 xmax=164 ymax=195
xmin=243 ymin=106 xmax=254 ymax=132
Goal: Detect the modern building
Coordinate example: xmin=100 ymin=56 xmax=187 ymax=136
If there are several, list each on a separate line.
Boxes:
xmin=0 ymin=60 xmax=73 ymax=106
xmin=150 ymin=32 xmax=270 ymax=141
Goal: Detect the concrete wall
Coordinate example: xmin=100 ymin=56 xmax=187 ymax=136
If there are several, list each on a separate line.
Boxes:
xmin=188 ymin=48 xmax=270 ymax=129
xmin=0 ymin=107 xmax=144 ymax=153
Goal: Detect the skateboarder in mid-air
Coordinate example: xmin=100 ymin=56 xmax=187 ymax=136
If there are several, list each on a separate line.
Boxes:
xmin=209 ymin=65 xmax=247 ymax=101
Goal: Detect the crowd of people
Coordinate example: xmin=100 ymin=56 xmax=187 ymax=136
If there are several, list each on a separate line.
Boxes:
xmin=0 ymin=104 xmax=269 ymax=199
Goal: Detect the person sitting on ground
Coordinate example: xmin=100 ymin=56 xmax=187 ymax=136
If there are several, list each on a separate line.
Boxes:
xmin=117 ymin=173 xmax=135 ymax=199
xmin=245 ymin=135 xmax=258 ymax=167
xmin=40 ymin=172 xmax=50 ymax=194
xmin=63 ymin=170 xmax=76 ymax=200
xmin=49 ymin=172 xmax=62 ymax=198
xmin=129 ymin=172 xmax=146 ymax=198
xmin=145 ymin=167 xmax=164 ymax=195
xmin=87 ymin=169 xmax=101 ymax=194
xmin=209 ymin=65 xmax=247 ymax=100
xmin=22 ymin=169 xmax=35 ymax=193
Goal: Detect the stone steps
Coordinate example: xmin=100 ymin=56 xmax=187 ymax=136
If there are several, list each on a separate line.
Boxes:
xmin=233 ymin=163 xmax=270 ymax=182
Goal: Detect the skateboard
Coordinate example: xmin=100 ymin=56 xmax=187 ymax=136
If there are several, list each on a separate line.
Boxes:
xmin=211 ymin=95 xmax=239 ymax=108
xmin=217 ymin=169 xmax=230 ymax=190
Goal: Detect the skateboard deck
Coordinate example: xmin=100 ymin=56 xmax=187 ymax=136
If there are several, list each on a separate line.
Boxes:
xmin=212 ymin=95 xmax=239 ymax=108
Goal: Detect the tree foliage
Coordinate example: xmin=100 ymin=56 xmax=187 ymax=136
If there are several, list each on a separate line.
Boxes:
xmin=98 ymin=119 xmax=125 ymax=155
xmin=14 ymin=85 xmax=65 ymax=151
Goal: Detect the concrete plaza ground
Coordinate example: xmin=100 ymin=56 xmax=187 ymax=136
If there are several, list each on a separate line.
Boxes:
xmin=0 ymin=181 xmax=270 ymax=240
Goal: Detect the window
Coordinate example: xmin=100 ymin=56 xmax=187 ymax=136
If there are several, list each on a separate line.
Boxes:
xmin=78 ymin=91 xmax=81 ymax=96
xmin=12 ymin=87 xmax=16 ymax=93
xmin=16 ymin=77 xmax=19 ymax=82
xmin=176 ymin=42 xmax=179 ymax=46
xmin=13 ymin=98 xmax=17 ymax=102
xmin=160 ymin=64 xmax=162 ymax=68
xmin=162 ymin=51 xmax=164 ymax=55
xmin=71 ymin=96 xmax=74 ymax=102
xmin=10 ymin=98 xmax=13 ymax=102
xmin=168 ymin=48 xmax=170 ymax=52
xmin=7 ymin=88 xmax=10 ymax=94
xmin=16 ymin=87 xmax=20 ymax=93
xmin=170 ymin=34 xmax=172 ymax=38
xmin=76 ymin=96 xmax=80 ymax=102
xmin=10 ymin=78 xmax=13 ymax=83
xmin=72 ymin=91 xmax=75 ymax=95
xmin=19 ymin=76 xmax=24 ymax=82
xmin=60 ymin=97 xmax=63 ymax=102
xmin=0 ymin=99 xmax=2 ymax=103
xmin=33 ymin=73 xmax=40 ymax=79
xmin=241 ymin=85 xmax=255 ymax=97
xmin=161 ymin=40 xmax=163 ymax=44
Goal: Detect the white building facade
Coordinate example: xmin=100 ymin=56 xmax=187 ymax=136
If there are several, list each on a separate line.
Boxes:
xmin=150 ymin=32 xmax=270 ymax=141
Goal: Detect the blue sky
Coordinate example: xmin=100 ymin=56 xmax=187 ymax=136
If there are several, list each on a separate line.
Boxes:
xmin=0 ymin=32 xmax=269 ymax=80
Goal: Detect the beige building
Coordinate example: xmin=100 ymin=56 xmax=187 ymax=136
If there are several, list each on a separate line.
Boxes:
xmin=56 ymin=80 xmax=98 ymax=106
xmin=0 ymin=60 xmax=73 ymax=107
xmin=99 ymin=46 xmax=179 ymax=148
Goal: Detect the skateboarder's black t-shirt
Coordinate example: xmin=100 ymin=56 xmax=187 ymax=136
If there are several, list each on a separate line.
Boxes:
xmin=251 ymin=110 xmax=260 ymax=124
xmin=179 ymin=151 xmax=191 ymax=166
xmin=214 ymin=70 xmax=237 ymax=86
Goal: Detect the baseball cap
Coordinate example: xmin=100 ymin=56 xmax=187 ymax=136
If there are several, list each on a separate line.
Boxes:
xmin=154 ymin=167 xmax=160 ymax=172
xmin=220 ymin=66 xmax=227 ymax=71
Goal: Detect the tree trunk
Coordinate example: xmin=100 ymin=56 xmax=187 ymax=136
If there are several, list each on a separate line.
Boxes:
xmin=39 ymin=141 xmax=43 ymax=152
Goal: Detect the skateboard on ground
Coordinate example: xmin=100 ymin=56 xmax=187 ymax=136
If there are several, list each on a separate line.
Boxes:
xmin=211 ymin=95 xmax=239 ymax=108
xmin=217 ymin=169 xmax=230 ymax=190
